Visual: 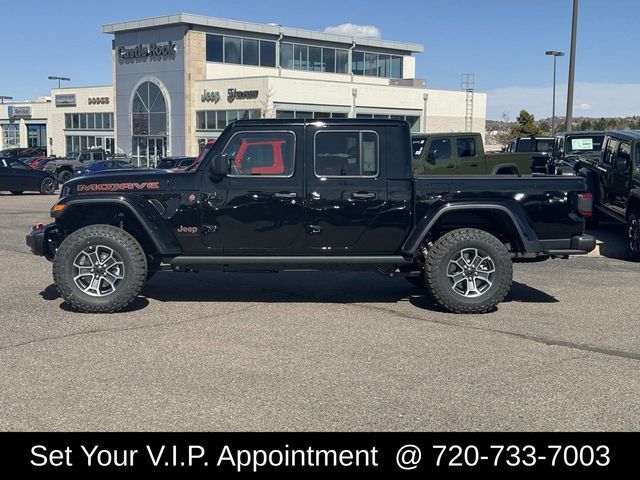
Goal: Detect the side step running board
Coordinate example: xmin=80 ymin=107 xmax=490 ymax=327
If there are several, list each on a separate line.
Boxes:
xmin=169 ymin=256 xmax=412 ymax=266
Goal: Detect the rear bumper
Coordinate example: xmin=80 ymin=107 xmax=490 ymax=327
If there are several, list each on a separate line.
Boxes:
xmin=26 ymin=223 xmax=58 ymax=259
xmin=541 ymin=233 xmax=596 ymax=256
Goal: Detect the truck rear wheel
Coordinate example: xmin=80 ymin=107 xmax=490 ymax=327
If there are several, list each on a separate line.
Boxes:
xmin=626 ymin=210 xmax=640 ymax=261
xmin=58 ymin=170 xmax=73 ymax=184
xmin=424 ymin=228 xmax=512 ymax=314
xmin=52 ymin=224 xmax=148 ymax=313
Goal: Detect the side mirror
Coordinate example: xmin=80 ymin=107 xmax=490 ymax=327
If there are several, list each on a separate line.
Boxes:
xmin=210 ymin=154 xmax=229 ymax=176
xmin=427 ymin=151 xmax=436 ymax=164
xmin=614 ymin=156 xmax=629 ymax=171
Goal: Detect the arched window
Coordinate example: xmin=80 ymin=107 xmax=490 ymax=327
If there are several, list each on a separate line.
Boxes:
xmin=132 ymin=81 xmax=166 ymax=135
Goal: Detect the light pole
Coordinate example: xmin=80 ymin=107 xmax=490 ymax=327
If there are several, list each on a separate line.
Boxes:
xmin=545 ymin=50 xmax=565 ymax=135
xmin=565 ymin=0 xmax=579 ymax=132
xmin=0 ymin=95 xmax=13 ymax=104
xmin=48 ymin=76 xmax=71 ymax=88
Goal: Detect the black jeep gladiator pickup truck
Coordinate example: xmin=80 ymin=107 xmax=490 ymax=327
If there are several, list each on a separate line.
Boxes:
xmin=26 ymin=119 xmax=595 ymax=314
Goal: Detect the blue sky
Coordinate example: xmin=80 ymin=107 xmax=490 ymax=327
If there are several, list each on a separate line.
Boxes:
xmin=3 ymin=0 xmax=639 ymax=119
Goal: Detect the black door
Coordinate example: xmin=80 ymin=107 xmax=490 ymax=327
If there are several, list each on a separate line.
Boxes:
xmin=305 ymin=126 xmax=393 ymax=254
xmin=0 ymin=160 xmax=12 ymax=191
xmin=8 ymin=159 xmax=40 ymax=191
xmin=200 ymin=128 xmax=306 ymax=254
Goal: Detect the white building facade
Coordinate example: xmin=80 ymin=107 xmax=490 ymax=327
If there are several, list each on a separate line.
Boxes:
xmin=1 ymin=13 xmax=486 ymax=166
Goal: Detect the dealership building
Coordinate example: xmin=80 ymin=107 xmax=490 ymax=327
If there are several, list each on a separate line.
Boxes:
xmin=0 ymin=13 xmax=486 ymax=166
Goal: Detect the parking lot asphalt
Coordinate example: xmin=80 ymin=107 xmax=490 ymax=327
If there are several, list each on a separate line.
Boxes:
xmin=0 ymin=193 xmax=639 ymax=431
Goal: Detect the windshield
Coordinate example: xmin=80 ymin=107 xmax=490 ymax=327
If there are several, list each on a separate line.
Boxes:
xmin=566 ymin=135 xmax=605 ymax=153
xmin=0 ymin=149 xmax=10 ymax=157
xmin=412 ymin=138 xmax=427 ymax=158
xmin=516 ymin=138 xmax=553 ymax=153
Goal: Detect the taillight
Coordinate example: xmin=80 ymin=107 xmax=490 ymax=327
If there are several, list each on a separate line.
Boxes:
xmin=577 ymin=193 xmax=593 ymax=218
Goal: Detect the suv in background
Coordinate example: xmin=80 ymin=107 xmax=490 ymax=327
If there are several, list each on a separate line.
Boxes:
xmin=551 ymin=131 xmax=605 ymax=171
xmin=156 ymin=156 xmax=197 ymax=171
xmin=44 ymin=149 xmax=108 ymax=183
xmin=504 ymin=136 xmax=554 ymax=173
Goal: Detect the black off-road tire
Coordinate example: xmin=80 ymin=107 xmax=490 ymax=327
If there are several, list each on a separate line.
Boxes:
xmin=625 ymin=210 xmax=640 ymax=262
xmin=40 ymin=176 xmax=56 ymax=195
xmin=58 ymin=170 xmax=73 ymax=184
xmin=424 ymin=228 xmax=513 ymax=314
xmin=53 ymin=224 xmax=148 ymax=313
xmin=10 ymin=191 xmax=23 ymax=195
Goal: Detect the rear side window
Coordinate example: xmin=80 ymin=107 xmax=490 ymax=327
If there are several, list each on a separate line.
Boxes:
xmin=223 ymin=131 xmax=295 ymax=177
xmin=428 ymin=138 xmax=452 ymax=160
xmin=94 ymin=152 xmax=104 ymax=160
xmin=315 ymin=130 xmax=378 ymax=177
xmin=515 ymin=138 xmax=534 ymax=152
xmin=456 ymin=137 xmax=476 ymax=157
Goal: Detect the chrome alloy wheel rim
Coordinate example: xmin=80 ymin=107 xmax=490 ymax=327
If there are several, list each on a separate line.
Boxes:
xmin=447 ymin=248 xmax=495 ymax=298
xmin=72 ymin=245 xmax=125 ymax=297
xmin=629 ymin=218 xmax=640 ymax=253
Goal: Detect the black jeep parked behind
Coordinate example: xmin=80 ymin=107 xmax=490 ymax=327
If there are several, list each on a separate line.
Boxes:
xmin=572 ymin=130 xmax=640 ymax=258
xmin=27 ymin=119 xmax=595 ymax=314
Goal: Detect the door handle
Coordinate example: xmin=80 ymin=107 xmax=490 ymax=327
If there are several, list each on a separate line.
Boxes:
xmin=446 ymin=164 xmax=456 ymax=168
xmin=469 ymin=163 xmax=479 ymax=167
xmin=351 ymin=192 xmax=376 ymax=200
xmin=272 ymin=192 xmax=297 ymax=199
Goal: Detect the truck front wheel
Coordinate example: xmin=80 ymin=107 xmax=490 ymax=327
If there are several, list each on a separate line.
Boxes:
xmin=424 ymin=228 xmax=512 ymax=314
xmin=52 ymin=224 xmax=148 ymax=313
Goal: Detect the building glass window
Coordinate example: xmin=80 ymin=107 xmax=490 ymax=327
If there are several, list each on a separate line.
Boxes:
xmin=390 ymin=56 xmax=402 ymax=78
xmin=2 ymin=124 xmax=20 ymax=147
xmin=323 ymin=48 xmax=335 ymax=73
xmin=131 ymin=81 xmax=166 ymax=136
xmin=377 ymin=54 xmax=390 ymax=77
xmin=242 ymin=38 xmax=259 ymax=66
xmin=196 ymin=109 xmax=261 ymax=131
xmin=352 ymin=51 xmax=364 ymax=76
xmin=224 ymin=36 xmax=242 ymax=64
xmin=206 ymin=34 xmax=223 ymax=62
xmin=336 ymin=49 xmax=349 ymax=74
xmin=309 ymin=46 xmax=322 ymax=71
xmin=88 ymin=113 xmax=95 ymax=129
xmin=293 ymin=44 xmax=308 ymax=70
xmin=95 ymin=113 xmax=103 ymax=129
xmin=280 ymin=42 xmax=294 ymax=69
xmin=364 ymin=53 xmax=377 ymax=76
xmin=260 ymin=40 xmax=276 ymax=67
xmin=65 ymin=114 xmax=71 ymax=129
xmin=80 ymin=114 xmax=87 ymax=129
xmin=276 ymin=110 xmax=349 ymax=119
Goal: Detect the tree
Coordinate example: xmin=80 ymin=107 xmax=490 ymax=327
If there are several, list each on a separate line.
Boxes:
xmin=495 ymin=111 xmax=512 ymax=145
xmin=579 ymin=119 xmax=592 ymax=131
xmin=538 ymin=121 xmax=551 ymax=135
xmin=509 ymin=109 xmax=541 ymax=137
xmin=593 ymin=118 xmax=607 ymax=130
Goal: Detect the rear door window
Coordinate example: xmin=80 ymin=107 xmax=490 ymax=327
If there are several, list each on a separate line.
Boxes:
xmin=603 ymin=138 xmax=619 ymax=164
xmin=456 ymin=137 xmax=477 ymax=157
xmin=315 ymin=131 xmax=378 ymax=177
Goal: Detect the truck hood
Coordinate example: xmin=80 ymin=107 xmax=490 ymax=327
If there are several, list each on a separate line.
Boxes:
xmin=63 ymin=169 xmax=198 ymax=195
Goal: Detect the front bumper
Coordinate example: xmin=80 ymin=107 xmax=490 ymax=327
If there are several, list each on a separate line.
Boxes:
xmin=26 ymin=223 xmax=59 ymax=260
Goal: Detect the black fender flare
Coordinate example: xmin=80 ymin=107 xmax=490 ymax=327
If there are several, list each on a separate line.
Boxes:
xmin=401 ymin=202 xmax=542 ymax=256
xmin=52 ymin=194 xmax=182 ymax=255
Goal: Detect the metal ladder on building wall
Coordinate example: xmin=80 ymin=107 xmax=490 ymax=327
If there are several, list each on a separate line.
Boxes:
xmin=461 ymin=73 xmax=474 ymax=132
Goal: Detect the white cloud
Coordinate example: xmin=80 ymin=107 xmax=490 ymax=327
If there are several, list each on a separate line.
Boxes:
xmin=323 ymin=23 xmax=381 ymax=39
xmin=486 ymin=82 xmax=640 ymax=119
